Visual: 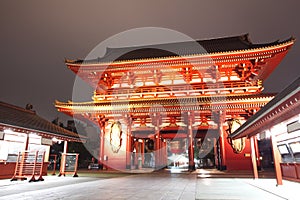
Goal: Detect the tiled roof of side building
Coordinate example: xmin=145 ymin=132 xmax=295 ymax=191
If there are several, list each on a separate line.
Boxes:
xmin=0 ymin=101 xmax=86 ymax=142
xmin=66 ymin=34 xmax=294 ymax=64
xmin=229 ymin=77 xmax=300 ymax=139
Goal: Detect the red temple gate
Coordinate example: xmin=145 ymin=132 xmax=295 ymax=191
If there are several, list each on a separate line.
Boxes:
xmin=56 ymin=34 xmax=294 ymax=171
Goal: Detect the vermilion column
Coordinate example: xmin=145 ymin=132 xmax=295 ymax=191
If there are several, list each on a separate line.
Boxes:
xmin=151 ymin=112 xmax=161 ymax=169
xmin=161 ymin=139 xmax=167 ymax=167
xmin=254 ymin=136 xmax=261 ymax=169
xmin=250 ymin=136 xmax=258 ymax=179
xmin=219 ymin=113 xmax=226 ymax=170
xmin=98 ymin=116 xmax=106 ymax=168
xmin=126 ymin=116 xmax=132 ymax=169
xmin=213 ymin=138 xmax=218 ymax=167
xmin=188 ymin=112 xmax=195 ymax=171
xmin=155 ymin=126 xmax=161 ymax=169
xmin=141 ymin=140 xmax=145 ymax=166
xmin=270 ymin=130 xmax=283 ymax=185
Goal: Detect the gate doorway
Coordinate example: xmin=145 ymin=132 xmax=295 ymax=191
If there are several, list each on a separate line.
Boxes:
xmin=194 ymin=138 xmax=216 ymax=169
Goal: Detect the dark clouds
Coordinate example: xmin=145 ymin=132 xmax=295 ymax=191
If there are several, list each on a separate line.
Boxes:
xmin=1 ymin=0 xmax=299 ymax=121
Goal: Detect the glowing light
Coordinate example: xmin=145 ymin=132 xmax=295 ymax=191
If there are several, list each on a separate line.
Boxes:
xmin=198 ymin=174 xmax=212 ymax=178
xmin=52 ymin=137 xmax=62 ymax=144
xmin=29 ymin=133 xmax=39 ymax=138
xmin=4 ymin=129 xmax=14 ymax=134
xmin=265 ymin=130 xmax=272 ymax=138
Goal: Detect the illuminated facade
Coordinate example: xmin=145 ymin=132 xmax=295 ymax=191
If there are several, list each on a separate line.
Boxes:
xmin=56 ymin=34 xmax=294 ymax=171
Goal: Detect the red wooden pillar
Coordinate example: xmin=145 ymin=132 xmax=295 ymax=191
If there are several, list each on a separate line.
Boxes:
xmin=161 ymin=139 xmax=167 ymax=167
xmin=134 ymin=141 xmax=139 ymax=168
xmin=152 ymin=113 xmax=161 ymax=169
xmin=254 ymin=136 xmax=261 ymax=169
xmin=188 ymin=112 xmax=195 ymax=171
xmin=126 ymin=116 xmax=132 ymax=169
xmin=213 ymin=138 xmax=218 ymax=167
xmin=137 ymin=140 xmax=144 ymax=169
xmin=99 ymin=126 xmax=105 ymax=168
xmin=270 ymin=130 xmax=283 ymax=185
xmin=141 ymin=140 xmax=145 ymax=166
xmin=250 ymin=136 xmax=258 ymax=179
xmin=98 ymin=116 xmax=106 ymax=168
xmin=219 ymin=122 xmax=227 ymax=170
xmin=126 ymin=133 xmax=132 ymax=169
xmin=155 ymin=128 xmax=161 ymax=169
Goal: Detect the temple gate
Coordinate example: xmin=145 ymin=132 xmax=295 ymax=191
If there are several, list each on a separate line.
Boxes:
xmin=56 ymin=34 xmax=294 ymax=171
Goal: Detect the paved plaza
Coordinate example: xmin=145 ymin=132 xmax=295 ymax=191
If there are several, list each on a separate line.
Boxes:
xmin=0 ymin=170 xmax=299 ymax=200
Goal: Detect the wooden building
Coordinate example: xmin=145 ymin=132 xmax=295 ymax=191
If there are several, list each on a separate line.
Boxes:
xmin=56 ymin=34 xmax=294 ymax=171
xmin=0 ymin=101 xmax=84 ymax=179
xmin=230 ymin=77 xmax=300 ymax=184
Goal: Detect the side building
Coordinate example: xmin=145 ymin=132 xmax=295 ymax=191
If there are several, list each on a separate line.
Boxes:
xmin=230 ymin=77 xmax=300 ymax=184
xmin=0 ymin=101 xmax=85 ymax=179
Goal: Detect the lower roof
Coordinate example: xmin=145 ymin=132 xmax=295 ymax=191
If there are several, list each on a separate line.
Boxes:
xmin=0 ymin=101 xmax=85 ymax=142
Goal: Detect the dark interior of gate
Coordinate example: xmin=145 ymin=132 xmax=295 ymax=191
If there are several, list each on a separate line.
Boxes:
xmin=131 ymin=126 xmax=219 ymax=170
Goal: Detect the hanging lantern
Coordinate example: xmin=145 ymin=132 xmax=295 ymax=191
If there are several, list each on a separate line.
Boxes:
xmin=109 ymin=121 xmax=123 ymax=153
xmin=226 ymin=119 xmax=246 ymax=154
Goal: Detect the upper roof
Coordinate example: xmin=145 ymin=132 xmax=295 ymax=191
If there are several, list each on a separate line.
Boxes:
xmin=66 ymin=34 xmax=294 ymax=64
xmin=229 ymin=77 xmax=300 ymax=139
xmin=0 ymin=101 xmax=85 ymax=142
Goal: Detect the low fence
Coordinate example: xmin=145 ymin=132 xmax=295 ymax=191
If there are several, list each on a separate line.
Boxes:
xmin=58 ymin=153 xmax=79 ymax=177
xmin=11 ymin=151 xmax=45 ymax=182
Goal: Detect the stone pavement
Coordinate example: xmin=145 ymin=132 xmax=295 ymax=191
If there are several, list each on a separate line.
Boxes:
xmin=0 ymin=170 xmax=299 ymax=200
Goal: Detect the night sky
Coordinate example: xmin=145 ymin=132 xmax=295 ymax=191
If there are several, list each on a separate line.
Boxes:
xmin=1 ymin=0 xmax=299 ymax=122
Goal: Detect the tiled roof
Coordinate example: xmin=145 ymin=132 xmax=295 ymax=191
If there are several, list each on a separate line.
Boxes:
xmin=229 ymin=77 xmax=300 ymax=139
xmin=66 ymin=34 xmax=294 ymax=64
xmin=0 ymin=101 xmax=85 ymax=142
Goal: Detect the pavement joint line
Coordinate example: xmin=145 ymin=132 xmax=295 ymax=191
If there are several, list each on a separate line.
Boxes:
xmin=240 ymin=179 xmax=288 ymax=200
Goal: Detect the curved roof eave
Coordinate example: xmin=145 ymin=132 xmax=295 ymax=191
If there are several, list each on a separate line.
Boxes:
xmin=65 ymin=37 xmax=295 ymax=67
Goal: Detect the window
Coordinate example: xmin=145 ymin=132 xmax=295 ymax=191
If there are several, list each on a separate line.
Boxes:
xmin=278 ymin=144 xmax=293 ymax=163
xmin=278 ymin=144 xmax=289 ymax=154
xmin=289 ymin=142 xmax=300 ymax=163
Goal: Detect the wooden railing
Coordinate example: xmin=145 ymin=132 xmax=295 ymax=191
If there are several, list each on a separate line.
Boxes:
xmin=94 ymin=81 xmax=261 ymax=100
